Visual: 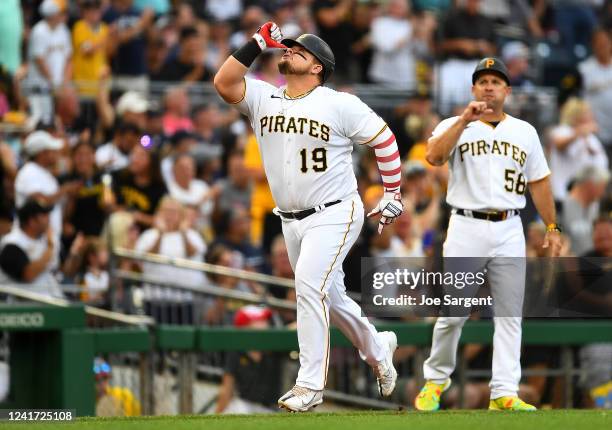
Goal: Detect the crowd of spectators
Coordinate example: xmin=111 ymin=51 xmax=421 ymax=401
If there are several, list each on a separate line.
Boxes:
xmin=0 ymin=0 xmax=611 ymax=411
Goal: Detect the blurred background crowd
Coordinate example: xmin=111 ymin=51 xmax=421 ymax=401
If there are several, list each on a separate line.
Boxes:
xmin=0 ymin=0 xmax=611 ymax=412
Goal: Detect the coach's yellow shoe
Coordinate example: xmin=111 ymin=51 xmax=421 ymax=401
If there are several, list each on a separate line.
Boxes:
xmin=414 ymin=379 xmax=451 ymax=411
xmin=489 ymin=396 xmax=537 ymax=411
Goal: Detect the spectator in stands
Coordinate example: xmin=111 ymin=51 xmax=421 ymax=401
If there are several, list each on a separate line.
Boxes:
xmin=562 ymin=166 xmax=610 ymax=256
xmin=579 ymin=29 xmax=612 ymax=158
xmin=135 ymin=196 xmax=206 ymax=321
xmin=95 ymin=121 xmax=141 ymax=172
xmin=0 ymin=0 xmax=23 ymax=75
xmin=161 ymin=86 xmax=194 ymax=135
xmin=206 ymin=20 xmax=232 ymax=72
xmin=103 ymin=0 xmax=154 ymax=93
xmin=312 ymin=0 xmax=354 ymax=82
xmin=436 ymin=0 xmax=496 ymax=114
xmin=167 ymin=153 xmax=218 ymax=237
xmin=192 ymin=103 xmax=224 ymax=149
xmin=94 ymin=358 xmax=141 ymax=416
xmin=115 ymin=91 xmax=148 ymax=130
xmin=577 ymin=214 xmax=612 ymax=407
xmin=62 ymin=141 xmax=111 ymax=237
xmin=203 ymin=243 xmax=255 ymax=325
xmin=0 ymin=141 xmax=17 ymax=235
xmin=15 ymin=131 xmax=82 ymax=263
xmin=402 ymin=160 xmax=442 ymax=234
xmin=0 ymin=199 xmax=62 ymax=297
xmin=160 ymin=130 xmax=198 ymax=184
xmin=111 ymin=144 xmax=167 ymax=229
xmin=62 ymin=234 xmax=109 ymax=304
xmin=25 ymin=0 xmax=72 ymax=126
xmin=393 ymin=203 xmax=425 ymax=257
xmin=213 ymin=205 xmax=263 ymax=272
xmin=368 ymin=0 xmax=419 ymax=91
xmin=215 ymin=305 xmax=282 ymax=414
xmin=348 ymin=1 xmax=375 ymax=83
xmin=548 ymin=97 xmax=609 ymax=202
xmin=502 ymin=41 xmax=534 ymax=89
xmin=72 ymin=0 xmax=109 ymax=98
xmin=202 ymin=0 xmax=243 ymax=23
xmin=54 ymin=85 xmax=89 ymax=147
xmin=244 ymin=130 xmax=277 ymax=248
xmin=553 ymin=0 xmax=597 ymax=59
xmin=145 ymin=35 xmax=168 ymax=79
xmin=214 ymin=149 xmax=252 ymax=215
xmin=267 ymin=235 xmax=296 ymax=324
xmin=228 ymin=6 xmax=267 ymax=50
xmin=153 ymin=26 xmax=214 ymax=83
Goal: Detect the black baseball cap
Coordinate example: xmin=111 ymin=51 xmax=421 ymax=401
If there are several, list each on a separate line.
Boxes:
xmin=472 ymin=57 xmax=510 ymax=86
xmin=17 ymin=199 xmax=52 ymax=224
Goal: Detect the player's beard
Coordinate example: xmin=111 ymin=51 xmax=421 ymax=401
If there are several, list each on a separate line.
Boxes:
xmin=278 ymin=60 xmax=309 ymax=76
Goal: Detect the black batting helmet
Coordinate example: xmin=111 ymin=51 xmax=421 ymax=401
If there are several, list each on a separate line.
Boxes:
xmin=281 ymin=34 xmax=335 ymax=83
xmin=472 ymin=57 xmax=510 ymax=86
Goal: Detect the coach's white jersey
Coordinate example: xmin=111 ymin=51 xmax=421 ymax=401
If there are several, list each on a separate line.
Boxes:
xmin=234 ymin=77 xmax=386 ymax=211
xmin=433 ymin=114 xmax=550 ymax=210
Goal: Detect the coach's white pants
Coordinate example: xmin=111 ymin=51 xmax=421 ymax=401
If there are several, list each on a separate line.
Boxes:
xmin=282 ymin=196 xmax=387 ymax=391
xmin=423 ymin=214 xmax=526 ymax=399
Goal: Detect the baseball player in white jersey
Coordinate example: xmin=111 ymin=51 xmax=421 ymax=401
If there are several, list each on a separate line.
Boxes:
xmin=414 ymin=57 xmax=563 ymax=411
xmin=214 ymin=22 xmax=403 ymax=412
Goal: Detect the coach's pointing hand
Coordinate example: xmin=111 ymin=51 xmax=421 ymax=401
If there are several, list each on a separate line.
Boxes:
xmin=253 ymin=22 xmax=287 ymax=50
xmin=461 ymin=101 xmax=494 ymax=123
xmin=367 ymin=191 xmax=404 ymax=234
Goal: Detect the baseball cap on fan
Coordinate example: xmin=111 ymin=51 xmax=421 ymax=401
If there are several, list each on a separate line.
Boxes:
xmin=116 ymin=91 xmax=149 ymax=115
xmin=24 ymin=130 xmax=64 ymax=156
xmin=472 ymin=57 xmax=510 ymax=86
xmin=39 ymin=0 xmax=65 ymax=17
xmin=234 ymin=305 xmax=272 ymax=327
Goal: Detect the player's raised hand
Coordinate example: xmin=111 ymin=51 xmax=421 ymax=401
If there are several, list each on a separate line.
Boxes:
xmin=367 ymin=191 xmax=404 ymax=234
xmin=253 ymin=22 xmax=287 ymax=50
xmin=460 ymin=101 xmax=494 ymax=123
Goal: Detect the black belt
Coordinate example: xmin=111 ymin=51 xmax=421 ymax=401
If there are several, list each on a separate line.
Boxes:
xmin=278 ymin=200 xmax=341 ymax=220
xmin=453 ymin=208 xmax=518 ymax=222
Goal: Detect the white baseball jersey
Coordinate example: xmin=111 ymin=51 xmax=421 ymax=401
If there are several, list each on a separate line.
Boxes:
xmin=432 ymin=114 xmax=550 ymax=210
xmin=233 ymin=77 xmax=387 ymax=211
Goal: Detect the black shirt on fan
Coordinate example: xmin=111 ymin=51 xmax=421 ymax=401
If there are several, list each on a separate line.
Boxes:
xmin=112 ymin=169 xmax=167 ymax=217
xmin=60 ymin=172 xmax=107 ymax=236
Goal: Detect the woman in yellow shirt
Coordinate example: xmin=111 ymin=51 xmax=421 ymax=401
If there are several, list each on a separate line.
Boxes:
xmin=72 ymin=0 xmax=108 ymax=97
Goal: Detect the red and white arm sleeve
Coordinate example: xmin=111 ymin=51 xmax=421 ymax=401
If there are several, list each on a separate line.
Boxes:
xmin=367 ymin=127 xmax=401 ymax=192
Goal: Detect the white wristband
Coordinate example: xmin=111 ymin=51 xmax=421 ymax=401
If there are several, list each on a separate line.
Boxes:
xmin=252 ymin=33 xmax=266 ymax=51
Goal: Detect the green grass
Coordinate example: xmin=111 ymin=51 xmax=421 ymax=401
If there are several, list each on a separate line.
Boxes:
xmin=1 ymin=410 xmax=609 ymax=430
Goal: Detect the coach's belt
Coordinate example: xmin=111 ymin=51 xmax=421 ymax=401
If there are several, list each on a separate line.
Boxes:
xmin=277 ymin=200 xmax=341 ymax=220
xmin=453 ymin=208 xmax=519 ymax=222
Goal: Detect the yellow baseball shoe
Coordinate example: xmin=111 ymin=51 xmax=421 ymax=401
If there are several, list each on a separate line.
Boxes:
xmin=414 ymin=379 xmax=451 ymax=411
xmin=489 ymin=396 xmax=537 ymax=411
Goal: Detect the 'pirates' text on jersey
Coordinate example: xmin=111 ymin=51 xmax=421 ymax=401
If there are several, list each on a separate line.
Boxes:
xmin=432 ymin=114 xmax=550 ymax=210
xmin=233 ymin=77 xmax=386 ymax=211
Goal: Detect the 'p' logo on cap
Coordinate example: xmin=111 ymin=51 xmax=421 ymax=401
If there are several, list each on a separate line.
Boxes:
xmin=485 ymin=59 xmax=495 ymax=68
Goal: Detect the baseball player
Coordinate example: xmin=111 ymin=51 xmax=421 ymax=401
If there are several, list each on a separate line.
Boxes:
xmin=214 ymin=23 xmax=403 ymax=412
xmin=414 ymin=57 xmax=563 ymax=411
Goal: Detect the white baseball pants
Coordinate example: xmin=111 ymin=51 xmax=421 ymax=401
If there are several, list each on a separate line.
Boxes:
xmin=423 ymin=213 xmax=526 ymax=399
xmin=281 ymin=196 xmax=387 ymax=391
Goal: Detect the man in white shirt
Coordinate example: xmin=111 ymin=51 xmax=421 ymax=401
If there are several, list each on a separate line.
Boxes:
xmin=25 ymin=0 xmax=72 ymax=125
xmin=578 ymin=29 xmax=612 ymax=157
xmin=368 ymin=0 xmax=417 ymax=91
xmin=95 ymin=121 xmax=141 ymax=172
xmin=0 ymin=199 xmax=62 ymax=297
xmin=14 ymin=130 xmax=81 ymax=265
